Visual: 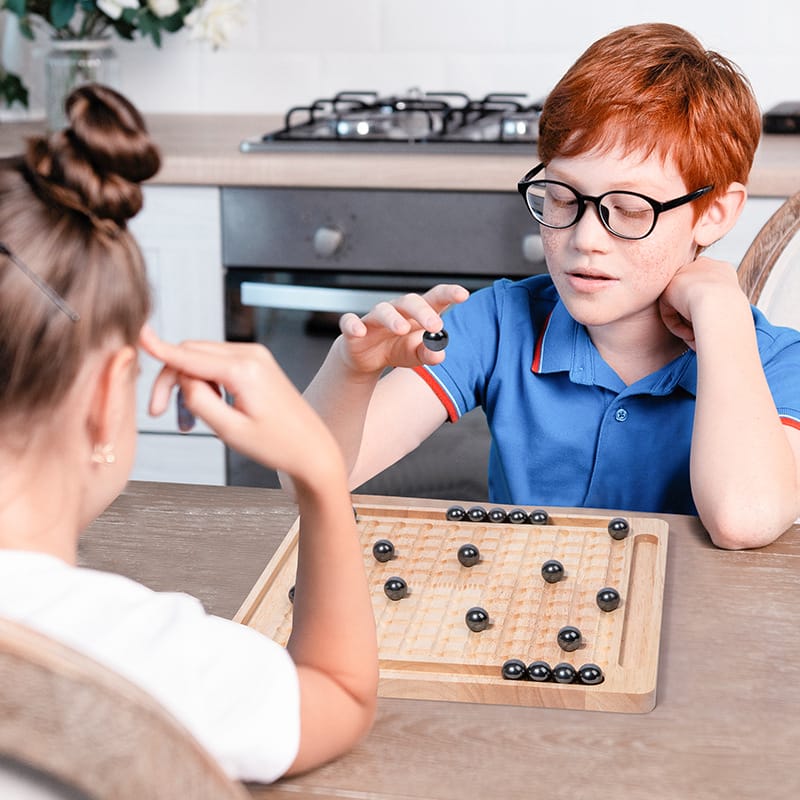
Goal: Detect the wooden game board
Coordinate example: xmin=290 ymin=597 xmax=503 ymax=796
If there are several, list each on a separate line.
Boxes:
xmin=234 ymin=502 xmax=669 ymax=713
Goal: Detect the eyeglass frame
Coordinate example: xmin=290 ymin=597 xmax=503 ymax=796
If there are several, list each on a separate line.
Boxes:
xmin=0 ymin=241 xmax=80 ymax=322
xmin=517 ymin=163 xmax=714 ymax=241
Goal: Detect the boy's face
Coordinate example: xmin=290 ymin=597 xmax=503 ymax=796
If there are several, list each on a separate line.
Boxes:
xmin=540 ymin=146 xmax=704 ymax=330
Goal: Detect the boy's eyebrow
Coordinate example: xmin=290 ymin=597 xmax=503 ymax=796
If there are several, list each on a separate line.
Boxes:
xmin=543 ymin=169 xmax=669 ymax=196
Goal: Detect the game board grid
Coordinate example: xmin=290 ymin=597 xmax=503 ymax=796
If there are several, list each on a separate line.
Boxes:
xmin=363 ymin=517 xmax=634 ymax=674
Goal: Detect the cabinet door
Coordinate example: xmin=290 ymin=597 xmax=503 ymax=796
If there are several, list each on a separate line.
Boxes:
xmin=129 ymin=185 xmax=225 ymax=484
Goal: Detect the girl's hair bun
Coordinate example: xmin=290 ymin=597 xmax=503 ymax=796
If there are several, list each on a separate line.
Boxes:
xmin=24 ymin=83 xmax=161 ymax=229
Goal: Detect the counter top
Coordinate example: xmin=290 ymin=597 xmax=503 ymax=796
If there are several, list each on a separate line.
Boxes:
xmin=81 ymin=481 xmax=800 ymax=800
xmin=2 ymin=114 xmax=800 ymax=194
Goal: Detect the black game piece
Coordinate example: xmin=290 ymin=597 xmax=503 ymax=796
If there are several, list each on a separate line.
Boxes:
xmin=596 ymin=587 xmax=621 ymax=612
xmin=467 ymin=505 xmax=488 ymax=522
xmin=526 ymin=660 xmax=553 ymax=682
xmin=552 ymin=662 xmax=577 ymax=684
xmin=372 ymin=539 xmax=395 ymax=563
xmin=383 ymin=577 xmax=408 ymax=601
xmin=528 ymin=508 xmax=549 ymax=525
xmin=422 ymin=329 xmax=449 ymax=352
xmin=446 ymin=505 xmax=467 ymax=521
xmin=501 ymin=659 xmax=527 ymax=680
xmin=465 ymin=606 xmax=489 ymax=632
xmin=488 ymin=507 xmax=508 ymax=523
xmin=577 ymin=663 xmax=605 ymax=685
xmin=288 ymin=585 xmax=295 ymax=603
xmin=507 ymin=508 xmax=529 ymax=524
xmin=557 ymin=625 xmax=582 ymax=652
xmin=457 ymin=543 xmax=480 ymax=567
xmin=608 ymin=517 xmax=630 ymax=540
xmin=541 ymin=559 xmax=565 ymax=584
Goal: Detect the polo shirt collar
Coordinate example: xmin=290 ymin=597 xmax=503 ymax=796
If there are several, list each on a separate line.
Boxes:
xmin=531 ymin=299 xmax=697 ymax=396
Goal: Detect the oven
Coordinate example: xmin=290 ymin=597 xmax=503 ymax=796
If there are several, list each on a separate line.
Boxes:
xmin=222 ymin=90 xmax=547 ymax=500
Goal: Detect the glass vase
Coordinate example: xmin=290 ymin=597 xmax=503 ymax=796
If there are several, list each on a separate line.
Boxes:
xmin=45 ymin=39 xmax=120 ymax=132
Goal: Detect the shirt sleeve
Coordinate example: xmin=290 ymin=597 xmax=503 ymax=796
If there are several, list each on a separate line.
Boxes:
xmin=413 ymin=281 xmax=506 ymax=420
xmin=754 ymin=308 xmax=800 ymax=429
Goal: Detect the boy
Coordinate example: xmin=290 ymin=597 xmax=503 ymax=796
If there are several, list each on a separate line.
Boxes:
xmin=299 ymin=23 xmax=800 ymax=550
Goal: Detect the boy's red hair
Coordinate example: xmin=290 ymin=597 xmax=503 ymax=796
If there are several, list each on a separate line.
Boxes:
xmin=538 ymin=23 xmax=761 ymax=213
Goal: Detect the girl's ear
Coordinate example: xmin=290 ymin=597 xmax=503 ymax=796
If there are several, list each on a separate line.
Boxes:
xmin=694 ymin=182 xmax=748 ymax=248
xmin=87 ymin=344 xmax=137 ymax=449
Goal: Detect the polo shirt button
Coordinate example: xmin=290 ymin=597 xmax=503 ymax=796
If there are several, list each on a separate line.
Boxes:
xmin=614 ymin=408 xmax=628 ymax=422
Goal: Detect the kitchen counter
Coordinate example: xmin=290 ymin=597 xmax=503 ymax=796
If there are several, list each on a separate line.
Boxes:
xmin=2 ymin=114 xmax=800 ymax=194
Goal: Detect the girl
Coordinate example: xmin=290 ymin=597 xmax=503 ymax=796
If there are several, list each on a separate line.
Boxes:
xmin=0 ymin=83 xmax=377 ymax=783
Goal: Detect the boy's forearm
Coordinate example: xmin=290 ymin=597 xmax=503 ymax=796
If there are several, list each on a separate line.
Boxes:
xmin=300 ymin=338 xmax=382 ymax=486
xmin=691 ymin=295 xmax=799 ymax=548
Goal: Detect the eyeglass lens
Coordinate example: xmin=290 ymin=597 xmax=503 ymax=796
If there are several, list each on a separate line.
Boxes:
xmin=526 ymin=182 xmax=656 ymax=239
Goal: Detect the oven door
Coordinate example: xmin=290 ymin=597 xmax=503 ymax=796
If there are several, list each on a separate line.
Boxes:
xmin=225 ymin=268 xmax=492 ymax=500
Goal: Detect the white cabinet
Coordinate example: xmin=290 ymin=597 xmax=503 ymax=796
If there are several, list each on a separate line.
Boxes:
xmin=128 ymin=185 xmax=226 ymax=485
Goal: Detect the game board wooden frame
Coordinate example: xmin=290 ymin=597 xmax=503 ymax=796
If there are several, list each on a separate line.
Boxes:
xmin=235 ymin=502 xmax=669 ymax=714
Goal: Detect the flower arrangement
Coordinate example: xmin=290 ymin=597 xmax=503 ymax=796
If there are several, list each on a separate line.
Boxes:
xmin=0 ymin=0 xmax=245 ymax=107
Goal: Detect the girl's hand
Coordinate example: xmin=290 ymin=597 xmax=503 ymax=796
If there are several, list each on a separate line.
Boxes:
xmin=139 ymin=326 xmax=340 ymax=485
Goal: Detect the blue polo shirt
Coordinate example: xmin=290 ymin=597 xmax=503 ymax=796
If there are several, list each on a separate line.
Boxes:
xmin=413 ymin=275 xmax=800 ymax=515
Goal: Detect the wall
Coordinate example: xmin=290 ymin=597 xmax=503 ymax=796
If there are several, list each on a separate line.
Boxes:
xmin=2 ymin=0 xmax=800 ymax=120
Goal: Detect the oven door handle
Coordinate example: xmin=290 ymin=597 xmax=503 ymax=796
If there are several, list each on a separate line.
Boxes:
xmin=240 ymin=282 xmax=396 ymax=315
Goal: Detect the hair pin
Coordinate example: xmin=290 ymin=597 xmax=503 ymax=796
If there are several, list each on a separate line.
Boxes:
xmin=0 ymin=241 xmax=80 ymax=322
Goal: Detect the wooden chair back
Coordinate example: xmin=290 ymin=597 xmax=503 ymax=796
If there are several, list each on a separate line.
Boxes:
xmin=0 ymin=616 xmax=250 ymax=800
xmin=737 ymin=191 xmax=800 ymax=324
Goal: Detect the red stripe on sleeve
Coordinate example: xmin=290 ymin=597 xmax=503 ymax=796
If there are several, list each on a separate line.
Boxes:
xmin=412 ymin=366 xmax=459 ymax=422
xmin=531 ymin=311 xmax=553 ymax=373
xmin=781 ymin=416 xmax=800 ymax=431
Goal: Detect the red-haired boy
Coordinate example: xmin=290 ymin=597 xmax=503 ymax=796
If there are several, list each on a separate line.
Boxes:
xmin=301 ymin=23 xmax=800 ymax=549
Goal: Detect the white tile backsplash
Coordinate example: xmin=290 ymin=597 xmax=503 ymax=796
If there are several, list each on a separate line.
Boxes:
xmin=3 ymin=0 xmax=800 ymax=117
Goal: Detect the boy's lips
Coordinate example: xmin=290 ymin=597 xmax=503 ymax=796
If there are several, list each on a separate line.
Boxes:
xmin=564 ymin=269 xmax=618 ymax=292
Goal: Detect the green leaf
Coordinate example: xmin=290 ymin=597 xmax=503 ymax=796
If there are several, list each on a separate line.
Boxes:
xmin=5 ymin=0 xmax=27 ymax=16
xmin=50 ymin=0 xmax=78 ymax=30
xmin=0 ymin=71 xmax=29 ymax=109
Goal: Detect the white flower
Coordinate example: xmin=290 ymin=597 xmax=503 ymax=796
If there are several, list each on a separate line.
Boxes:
xmin=184 ymin=0 xmax=245 ymax=48
xmin=147 ymin=0 xmax=180 ymax=17
xmin=97 ymin=0 xmax=139 ymax=21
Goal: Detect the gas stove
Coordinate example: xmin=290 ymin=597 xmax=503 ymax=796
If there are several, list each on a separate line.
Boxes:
xmin=240 ymin=89 xmax=543 ymax=154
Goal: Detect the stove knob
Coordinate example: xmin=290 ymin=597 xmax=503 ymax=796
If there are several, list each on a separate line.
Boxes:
xmin=313 ymin=226 xmax=344 ymax=258
xmin=522 ymin=233 xmax=544 ymax=264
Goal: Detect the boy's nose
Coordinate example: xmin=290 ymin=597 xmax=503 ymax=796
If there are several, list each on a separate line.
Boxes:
xmin=571 ymin=201 xmax=614 ymax=248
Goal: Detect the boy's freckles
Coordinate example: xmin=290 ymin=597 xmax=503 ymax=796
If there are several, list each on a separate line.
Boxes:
xmin=540 ymin=150 xmax=700 ymax=328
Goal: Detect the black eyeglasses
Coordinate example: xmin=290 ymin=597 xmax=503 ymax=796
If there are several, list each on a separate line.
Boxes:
xmin=517 ymin=163 xmax=714 ymax=241
xmin=0 ymin=242 xmax=80 ymax=322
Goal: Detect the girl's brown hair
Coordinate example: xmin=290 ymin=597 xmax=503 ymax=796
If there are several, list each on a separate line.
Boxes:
xmin=537 ymin=23 xmax=762 ymax=215
xmin=0 ymin=84 xmax=160 ymax=418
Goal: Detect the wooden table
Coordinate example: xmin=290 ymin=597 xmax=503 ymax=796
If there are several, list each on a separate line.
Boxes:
xmin=82 ymin=481 xmax=800 ymax=800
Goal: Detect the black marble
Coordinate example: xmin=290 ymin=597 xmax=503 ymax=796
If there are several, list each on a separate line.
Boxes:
xmin=457 ymin=543 xmax=481 ymax=567
xmin=383 ymin=577 xmax=408 ymax=601
xmin=541 ymin=559 xmax=565 ymax=583
xmin=422 ymin=329 xmax=449 ymax=351
xmin=596 ymin=587 xmax=621 ymax=612
xmin=465 ymin=606 xmax=490 ymax=632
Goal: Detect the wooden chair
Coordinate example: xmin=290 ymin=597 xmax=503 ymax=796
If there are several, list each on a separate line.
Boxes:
xmin=737 ymin=191 xmax=800 ymax=323
xmin=0 ymin=617 xmax=250 ymax=800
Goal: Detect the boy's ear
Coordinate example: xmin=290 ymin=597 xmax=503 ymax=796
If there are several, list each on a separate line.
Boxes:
xmin=694 ymin=182 xmax=748 ymax=248
xmin=87 ymin=345 xmax=137 ymax=447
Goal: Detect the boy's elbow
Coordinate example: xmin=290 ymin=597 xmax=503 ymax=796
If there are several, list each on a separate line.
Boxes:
xmin=701 ymin=502 xmax=795 ymax=550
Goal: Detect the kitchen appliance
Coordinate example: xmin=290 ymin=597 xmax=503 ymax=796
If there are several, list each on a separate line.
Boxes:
xmin=224 ymin=90 xmax=546 ymax=498
xmin=240 ymin=89 xmax=543 ymax=153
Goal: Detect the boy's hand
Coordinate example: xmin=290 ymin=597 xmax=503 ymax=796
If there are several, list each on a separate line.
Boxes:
xmin=658 ymin=256 xmax=748 ymax=351
xmin=336 ymin=284 xmax=469 ymax=375
xmin=139 ymin=326 xmax=341 ymax=485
